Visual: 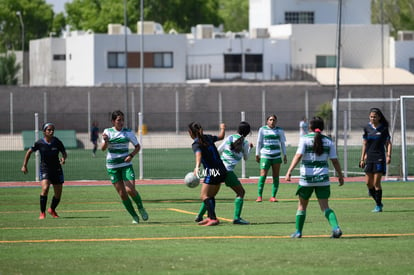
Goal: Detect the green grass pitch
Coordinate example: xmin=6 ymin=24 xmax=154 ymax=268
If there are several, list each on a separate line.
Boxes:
xmin=1 ymin=181 xmax=413 ymax=274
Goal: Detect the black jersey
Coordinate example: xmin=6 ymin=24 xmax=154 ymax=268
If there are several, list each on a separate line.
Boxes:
xmin=191 ymin=134 xmax=227 ymax=184
xmin=31 ymin=137 xmax=66 ymax=172
xmin=362 ymin=123 xmax=390 ymax=162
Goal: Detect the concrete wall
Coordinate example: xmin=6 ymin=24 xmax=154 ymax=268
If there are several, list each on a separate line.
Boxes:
xmin=1 ymin=83 xmax=414 ymax=134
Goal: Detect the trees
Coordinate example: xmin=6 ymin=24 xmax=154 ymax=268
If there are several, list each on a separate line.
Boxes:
xmin=218 ymin=0 xmax=249 ymax=32
xmin=0 ymin=0 xmax=56 ymax=52
xmin=0 ymin=52 xmax=21 ymax=85
xmin=371 ymin=0 xmax=414 ymax=38
xmin=65 ymin=0 xmax=223 ymax=34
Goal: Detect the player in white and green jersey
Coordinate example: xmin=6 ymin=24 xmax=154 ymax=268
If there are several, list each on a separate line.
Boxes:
xmin=102 ymin=110 xmax=148 ymax=224
xmin=255 ymin=114 xmax=287 ymax=202
xmin=195 ymin=122 xmax=253 ymax=225
xmin=285 ymin=116 xmax=344 ymax=238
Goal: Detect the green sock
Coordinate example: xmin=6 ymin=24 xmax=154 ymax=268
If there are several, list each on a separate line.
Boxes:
xmin=296 ymin=210 xmax=306 ymax=233
xmin=131 ymin=193 xmax=144 ymax=209
xmin=271 ymin=177 xmax=279 ymax=197
xmin=122 ymin=198 xmax=139 ymax=218
xmin=234 ymin=197 xmax=244 ymax=220
xmin=198 ymin=202 xmax=207 ymax=218
xmin=257 ymin=176 xmax=266 ymax=197
xmin=324 ymin=208 xmax=339 ymax=229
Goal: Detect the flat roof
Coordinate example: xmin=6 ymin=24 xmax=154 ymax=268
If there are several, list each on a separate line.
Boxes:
xmin=310 ymin=67 xmax=414 ymax=85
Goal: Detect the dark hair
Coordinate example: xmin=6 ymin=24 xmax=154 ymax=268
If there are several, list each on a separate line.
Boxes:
xmin=230 ymin=121 xmax=251 ymax=153
xmin=369 ymin=108 xmax=389 ymax=127
xmin=188 ymin=121 xmax=207 ymax=146
xmin=42 ymin=122 xmax=55 ymax=131
xmin=266 ymin=114 xmax=277 ymax=121
xmin=111 ymin=110 xmax=124 ymax=121
xmin=310 ymin=116 xmax=324 ymax=156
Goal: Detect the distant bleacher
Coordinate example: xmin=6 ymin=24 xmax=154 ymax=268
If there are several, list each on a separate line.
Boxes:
xmin=22 ymin=130 xmax=78 ymax=149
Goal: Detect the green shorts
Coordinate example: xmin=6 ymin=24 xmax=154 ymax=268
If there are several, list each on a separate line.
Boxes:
xmin=259 ymin=158 xmax=281 ymax=170
xmin=295 ymin=185 xmax=331 ymax=200
xmin=107 ymin=165 xmax=135 ymax=184
xmin=224 ymin=171 xmax=241 ymax=187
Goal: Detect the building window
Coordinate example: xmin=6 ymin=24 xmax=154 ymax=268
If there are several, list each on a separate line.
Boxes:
xmin=108 ymin=52 xmax=126 ymax=68
xmin=409 ymin=58 xmax=414 ymax=74
xmin=153 ymin=52 xmax=173 ymax=68
xmin=108 ymin=52 xmax=173 ymax=68
xmin=316 ymin=55 xmax=336 ymax=68
xmin=224 ymin=54 xmax=242 ymax=73
xmin=285 ymin=12 xmax=314 ymax=24
xmin=245 ymin=54 xmax=263 ymax=73
xmin=53 ymin=54 xmax=66 ymax=61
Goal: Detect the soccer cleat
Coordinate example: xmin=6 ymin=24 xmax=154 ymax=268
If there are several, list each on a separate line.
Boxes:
xmin=372 ymin=205 xmax=383 ymax=213
xmin=256 ymin=196 xmax=263 ymax=202
xmin=269 ymin=197 xmax=278 ymax=202
xmin=198 ymin=218 xmax=219 ymax=226
xmin=202 ymin=219 xmax=219 ymax=226
xmin=291 ymin=231 xmax=302 ymax=238
xmin=47 ymin=208 xmax=59 ymax=218
xmin=138 ymin=208 xmax=149 ymax=221
xmin=233 ymin=218 xmax=250 ymax=225
xmin=132 ymin=216 xmax=140 ymax=224
xmin=198 ymin=218 xmax=210 ymax=225
xmin=39 ymin=212 xmax=46 ymax=219
xmin=194 ymin=215 xmax=204 ymax=222
xmin=331 ymin=227 xmax=343 ymax=238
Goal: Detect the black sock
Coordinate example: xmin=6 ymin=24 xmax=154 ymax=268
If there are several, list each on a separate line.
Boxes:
xmin=40 ymin=195 xmax=47 ymax=213
xmin=375 ymin=189 xmax=383 ymax=206
xmin=369 ymin=188 xmax=376 ymax=201
xmin=50 ymin=196 xmax=61 ymax=210
xmin=203 ymin=198 xmax=216 ymax=220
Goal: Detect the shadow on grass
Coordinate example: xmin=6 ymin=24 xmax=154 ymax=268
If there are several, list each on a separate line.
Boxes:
xmin=62 ymin=216 xmax=111 ymax=219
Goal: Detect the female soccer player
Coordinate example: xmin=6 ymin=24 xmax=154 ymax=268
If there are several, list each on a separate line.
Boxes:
xmin=359 ymin=107 xmax=392 ymax=212
xmin=102 ymin=110 xmax=148 ymax=224
xmin=255 ymin=114 xmax=287 ymax=202
xmin=21 ymin=122 xmax=67 ymax=219
xmin=195 ymin=121 xmax=253 ymax=225
xmin=285 ymin=116 xmax=344 ymax=238
xmin=188 ymin=121 xmax=227 ymax=226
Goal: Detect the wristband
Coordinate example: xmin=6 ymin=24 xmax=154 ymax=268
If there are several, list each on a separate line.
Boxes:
xmin=128 ymin=153 xmax=134 ymax=158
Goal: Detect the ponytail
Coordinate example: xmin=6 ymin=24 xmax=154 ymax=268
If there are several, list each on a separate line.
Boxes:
xmin=230 ymin=121 xmax=251 ymax=153
xmin=310 ymin=117 xmax=324 ymax=156
xmin=188 ymin=121 xmax=207 ymax=146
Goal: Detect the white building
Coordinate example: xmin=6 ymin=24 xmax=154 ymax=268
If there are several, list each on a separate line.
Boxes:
xmin=65 ymin=31 xmax=187 ymax=86
xmin=28 ymin=0 xmax=414 ymax=86
xmin=249 ymin=0 xmax=370 ymax=29
xmin=30 ymin=37 xmax=66 ymax=86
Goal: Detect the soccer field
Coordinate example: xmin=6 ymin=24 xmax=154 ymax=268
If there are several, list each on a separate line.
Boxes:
xmin=2 ymin=145 xmax=413 ymax=182
xmin=1 ymin=181 xmax=413 ymax=274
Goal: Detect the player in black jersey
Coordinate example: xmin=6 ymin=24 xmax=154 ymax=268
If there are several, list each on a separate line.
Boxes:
xmin=359 ymin=108 xmax=392 ymax=213
xmin=22 ymin=123 xmax=67 ymax=219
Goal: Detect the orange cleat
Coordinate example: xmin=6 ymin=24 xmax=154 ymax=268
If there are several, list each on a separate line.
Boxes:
xmin=47 ymin=208 xmax=59 ymax=218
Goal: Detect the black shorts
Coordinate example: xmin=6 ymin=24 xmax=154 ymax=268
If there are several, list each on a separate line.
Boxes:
xmin=40 ymin=168 xmax=64 ymax=184
xmin=203 ymin=169 xmax=227 ymax=185
xmin=364 ymin=161 xmax=386 ymax=175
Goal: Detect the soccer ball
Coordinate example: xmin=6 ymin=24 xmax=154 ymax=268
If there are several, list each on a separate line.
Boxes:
xmin=184 ymin=172 xmax=200 ymax=188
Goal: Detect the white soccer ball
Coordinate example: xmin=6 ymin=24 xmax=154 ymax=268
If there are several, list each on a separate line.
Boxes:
xmin=184 ymin=172 xmax=200 ymax=188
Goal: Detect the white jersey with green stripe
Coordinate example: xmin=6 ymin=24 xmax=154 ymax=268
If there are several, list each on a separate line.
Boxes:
xmin=296 ymin=133 xmax=337 ymax=186
xmin=103 ymin=127 xmax=139 ymax=169
xmin=256 ymin=126 xmax=286 ymax=160
xmin=217 ymin=134 xmax=251 ymax=171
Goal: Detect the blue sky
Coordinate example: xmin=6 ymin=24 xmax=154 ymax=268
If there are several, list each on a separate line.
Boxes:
xmin=46 ymin=0 xmax=72 ymax=14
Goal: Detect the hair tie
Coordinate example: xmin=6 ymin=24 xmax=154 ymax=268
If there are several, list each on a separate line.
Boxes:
xmin=314 ymin=128 xmax=321 ymax=133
